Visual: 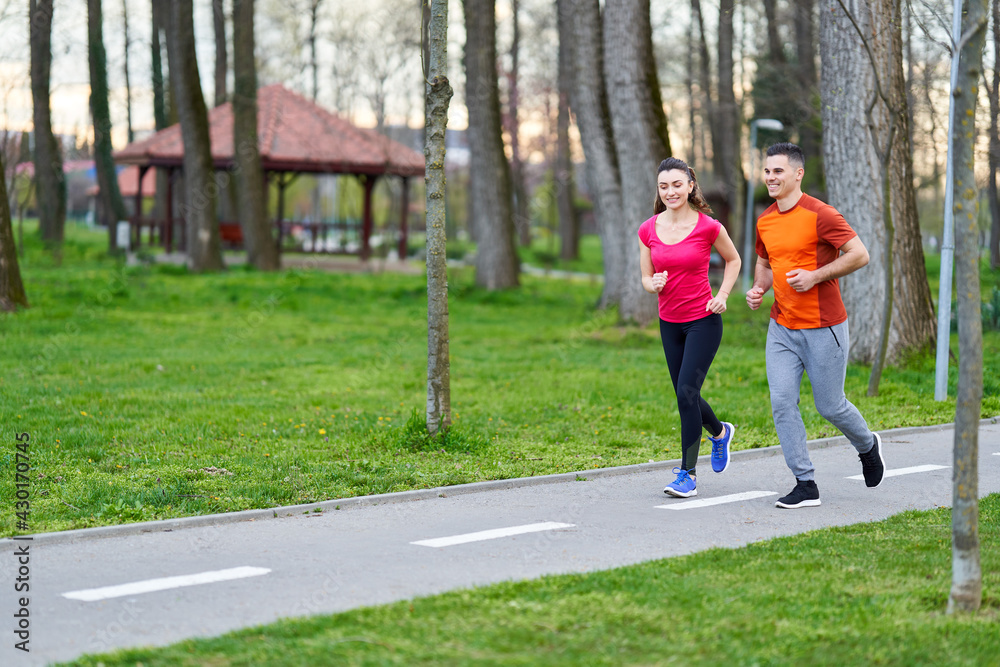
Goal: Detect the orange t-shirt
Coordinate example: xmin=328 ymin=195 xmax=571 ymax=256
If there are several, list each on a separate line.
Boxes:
xmin=755 ymin=194 xmax=858 ymax=330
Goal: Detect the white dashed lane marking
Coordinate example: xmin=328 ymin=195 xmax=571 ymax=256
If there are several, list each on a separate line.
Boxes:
xmin=656 ymin=490 xmax=778 ymax=510
xmin=62 ymin=566 xmax=271 ymax=602
xmin=410 ymin=522 xmax=575 ymax=548
xmin=845 ymin=464 xmax=949 ymax=481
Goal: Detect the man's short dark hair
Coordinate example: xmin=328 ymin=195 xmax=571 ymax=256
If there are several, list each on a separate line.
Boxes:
xmin=766 ymin=142 xmax=805 ymax=169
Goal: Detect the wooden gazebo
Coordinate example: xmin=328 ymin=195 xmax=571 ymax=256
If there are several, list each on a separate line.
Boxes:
xmin=112 ymin=84 xmax=424 ymax=259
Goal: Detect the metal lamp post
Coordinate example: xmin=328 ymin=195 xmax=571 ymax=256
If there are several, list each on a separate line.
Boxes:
xmin=742 ymin=118 xmax=784 ymax=292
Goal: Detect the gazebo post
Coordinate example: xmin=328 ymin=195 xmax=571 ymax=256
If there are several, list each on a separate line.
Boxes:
xmin=277 ymin=173 xmax=287 ymax=250
xmin=397 ymin=176 xmax=409 ymax=261
xmin=135 ymin=165 xmax=148 ymax=247
xmin=360 ymin=174 xmax=377 ymax=261
xmin=165 ymin=168 xmax=174 ymax=253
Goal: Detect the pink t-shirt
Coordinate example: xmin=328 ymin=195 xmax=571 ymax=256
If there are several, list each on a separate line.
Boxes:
xmin=637 ymin=212 xmax=722 ymax=323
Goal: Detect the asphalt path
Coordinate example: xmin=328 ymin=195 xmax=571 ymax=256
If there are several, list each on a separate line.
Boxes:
xmin=3 ymin=420 xmax=998 ymax=665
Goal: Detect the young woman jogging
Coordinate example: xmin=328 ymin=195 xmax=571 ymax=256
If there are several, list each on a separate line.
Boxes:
xmin=638 ymin=157 xmax=742 ymax=497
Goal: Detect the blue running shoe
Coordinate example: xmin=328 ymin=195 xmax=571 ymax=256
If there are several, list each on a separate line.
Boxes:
xmin=663 ymin=467 xmax=697 ymax=497
xmin=709 ymin=422 xmax=734 ymax=473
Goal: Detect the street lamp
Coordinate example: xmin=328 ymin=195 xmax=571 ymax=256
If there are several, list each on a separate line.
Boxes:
xmin=742 ymin=118 xmax=784 ymax=292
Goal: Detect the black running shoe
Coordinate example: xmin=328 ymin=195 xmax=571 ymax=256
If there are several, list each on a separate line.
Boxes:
xmin=775 ymin=479 xmax=821 ymax=509
xmin=859 ymin=432 xmax=886 ymax=488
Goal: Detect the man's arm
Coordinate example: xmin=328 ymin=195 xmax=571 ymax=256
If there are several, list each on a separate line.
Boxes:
xmin=746 ymin=256 xmax=773 ymax=310
xmin=784 ymin=236 xmax=870 ymax=293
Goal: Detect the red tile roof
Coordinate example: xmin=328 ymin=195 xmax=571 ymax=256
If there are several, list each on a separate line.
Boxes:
xmin=85 ymin=164 xmax=156 ymax=198
xmin=114 ymin=84 xmax=424 ymax=177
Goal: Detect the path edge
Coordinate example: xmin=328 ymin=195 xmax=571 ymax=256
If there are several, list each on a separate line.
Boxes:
xmin=8 ymin=418 xmax=996 ymax=546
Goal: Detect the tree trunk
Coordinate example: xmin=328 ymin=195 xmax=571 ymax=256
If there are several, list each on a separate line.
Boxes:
xmin=122 ymin=0 xmax=134 ymax=143
xmin=29 ymin=0 xmax=66 ymax=251
xmin=213 ymin=0 xmax=227 ymax=107
xmin=233 ymin=0 xmax=279 ymax=271
xmin=166 ymin=0 xmax=225 ymax=272
xmin=425 ymin=0 xmax=453 ymax=435
xmin=820 ymin=0 xmax=934 ymax=364
xmin=464 ymin=0 xmax=519 ymax=289
xmin=717 ymin=0 xmax=742 ymax=244
xmin=763 ymin=0 xmax=786 ymax=63
xmin=692 ymin=0 xmax=719 ymax=185
xmin=568 ymin=0 xmax=626 ymax=308
xmin=0 ymin=151 xmax=28 ymax=312
xmin=508 ymin=0 xmax=530 ymax=247
xmin=88 ymin=0 xmax=129 ymax=252
xmin=794 ymin=0 xmax=822 ymax=173
xmin=989 ymin=0 xmax=1000 ymax=270
xmin=948 ymin=0 xmax=987 ymax=616
xmin=604 ymin=0 xmax=665 ymax=325
xmin=555 ymin=0 xmax=578 ymax=262
xmin=151 ymin=0 xmax=169 ymax=226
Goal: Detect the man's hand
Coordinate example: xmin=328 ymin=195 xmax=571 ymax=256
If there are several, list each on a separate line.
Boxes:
xmin=785 ymin=268 xmax=818 ymax=292
xmin=746 ymin=286 xmax=765 ymax=310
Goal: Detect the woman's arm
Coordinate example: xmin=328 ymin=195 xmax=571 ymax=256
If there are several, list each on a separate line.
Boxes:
xmin=706 ymin=226 xmax=742 ymax=313
xmin=640 ymin=240 xmax=666 ymax=294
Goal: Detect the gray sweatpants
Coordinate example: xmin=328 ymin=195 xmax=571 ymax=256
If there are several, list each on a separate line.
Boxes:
xmin=766 ymin=318 xmax=874 ymax=481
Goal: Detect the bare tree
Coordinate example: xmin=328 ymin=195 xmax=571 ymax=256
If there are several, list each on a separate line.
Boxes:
xmin=151 ymin=0 xmax=171 ymax=226
xmin=233 ymin=0 xmax=279 ymax=271
xmin=0 ymin=151 xmax=28 ymax=312
xmin=555 ymin=0 xmax=578 ymax=261
xmin=820 ymin=0 xmax=935 ymax=376
xmin=213 ymin=0 xmax=227 ymax=107
xmin=604 ymin=0 xmax=669 ymax=325
xmin=949 ymin=0 xmax=988 ymax=615
xmin=165 ymin=0 xmax=225 ymax=272
xmin=464 ymin=0 xmax=519 ymax=289
xmin=425 ymin=0 xmax=453 ymax=434
xmin=308 ymin=0 xmax=323 ymax=101
xmin=568 ymin=0 xmax=626 ymax=308
xmin=89 ymin=0 xmax=130 ymax=255
xmin=29 ymin=0 xmax=66 ymax=251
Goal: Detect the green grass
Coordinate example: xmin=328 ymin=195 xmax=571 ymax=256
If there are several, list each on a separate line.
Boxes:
xmin=1 ymin=222 xmax=998 ymax=535
xmin=66 ymin=494 xmax=1000 ymax=666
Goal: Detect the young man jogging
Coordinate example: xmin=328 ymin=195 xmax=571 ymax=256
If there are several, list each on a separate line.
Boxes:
xmin=746 ymin=142 xmax=885 ymax=508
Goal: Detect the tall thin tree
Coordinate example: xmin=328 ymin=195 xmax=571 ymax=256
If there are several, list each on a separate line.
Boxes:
xmin=464 ymin=0 xmax=519 ymax=289
xmin=987 ymin=0 xmax=999 ymax=270
xmin=568 ymin=0 xmax=626 ymax=309
xmin=233 ymin=0 xmax=279 ymax=271
xmin=29 ymin=0 xmax=66 ymax=251
xmin=425 ymin=0 xmax=453 ymax=434
xmin=122 ymin=0 xmax=134 ymax=143
xmin=308 ymin=0 xmax=324 ymax=101
xmin=0 ymin=151 xmax=28 ymax=312
xmin=555 ymin=0 xmax=579 ymax=261
xmin=165 ymin=0 xmax=225 ymax=272
xmin=89 ymin=0 xmax=129 ymax=254
xmin=213 ymin=0 xmax=227 ymax=107
xmin=151 ymin=0 xmax=170 ymax=228
xmin=949 ymin=0 xmax=988 ymax=615
xmin=507 ymin=0 xmax=529 ymax=246
xmin=604 ymin=0 xmax=670 ymax=326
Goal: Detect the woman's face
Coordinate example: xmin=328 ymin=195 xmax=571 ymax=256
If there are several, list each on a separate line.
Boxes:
xmin=657 ymin=169 xmax=694 ymax=211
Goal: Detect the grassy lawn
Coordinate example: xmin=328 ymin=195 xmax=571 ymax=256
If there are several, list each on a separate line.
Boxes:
xmin=1 ymin=222 xmax=998 ymax=535
xmin=66 ymin=493 xmax=1000 ymax=666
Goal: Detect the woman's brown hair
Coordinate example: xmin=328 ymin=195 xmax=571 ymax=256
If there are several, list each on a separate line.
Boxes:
xmin=652 ymin=157 xmax=715 ymax=216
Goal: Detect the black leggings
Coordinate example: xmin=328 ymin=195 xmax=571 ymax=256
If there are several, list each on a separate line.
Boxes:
xmin=659 ymin=314 xmax=724 ymax=475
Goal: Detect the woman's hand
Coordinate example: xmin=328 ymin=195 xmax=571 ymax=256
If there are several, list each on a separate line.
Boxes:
xmin=650 ymin=271 xmax=668 ymax=293
xmin=706 ymin=292 xmax=729 ymax=314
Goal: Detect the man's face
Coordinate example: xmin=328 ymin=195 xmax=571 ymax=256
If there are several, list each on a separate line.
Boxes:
xmin=763 ymin=154 xmax=804 ymax=201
